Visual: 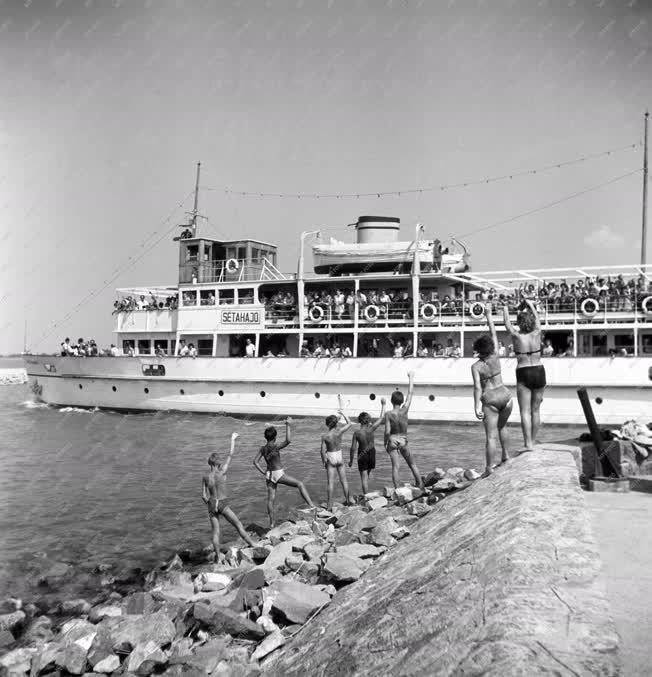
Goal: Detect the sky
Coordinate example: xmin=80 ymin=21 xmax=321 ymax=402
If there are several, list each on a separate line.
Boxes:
xmin=0 ymin=0 xmax=651 ymax=354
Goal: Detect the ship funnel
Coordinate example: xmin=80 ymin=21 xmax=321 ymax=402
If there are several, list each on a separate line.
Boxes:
xmin=355 ymin=216 xmax=400 ymax=244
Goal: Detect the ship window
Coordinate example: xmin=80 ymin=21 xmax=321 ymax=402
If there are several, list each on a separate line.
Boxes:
xmin=237 ymin=246 xmax=247 ymax=260
xmin=429 ymin=395 xmax=435 ymax=402
xmin=142 ymin=365 xmax=166 ymax=376
xmin=197 ymin=339 xmax=213 ymax=356
xmin=180 ymin=389 xmax=185 ymax=395
xmin=200 ymin=289 xmax=216 ymax=306
xmin=138 ymin=339 xmax=151 ymax=355
xmin=218 ymin=389 xmax=224 ymax=396
xmin=112 ymin=386 xmax=117 ymax=392
xmin=78 ymin=384 xmax=83 ymax=390
xmin=369 ymin=393 xmax=376 ymax=400
xmin=186 ymin=244 xmax=199 ymax=262
xmin=219 ymin=289 xmax=234 ymax=305
xmin=595 ymin=397 xmax=603 ymax=405
xmin=182 ymin=290 xmax=198 ymax=306
xmin=144 ymin=388 xmax=149 ymax=394
xmin=314 ymin=392 xmax=320 ymax=398
xmin=260 ymin=390 xmax=266 ymax=397
xmin=252 ymin=247 xmax=261 ymax=261
xmin=238 ymin=288 xmax=254 ymax=304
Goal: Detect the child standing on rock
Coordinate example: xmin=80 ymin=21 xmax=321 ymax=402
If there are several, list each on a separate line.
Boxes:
xmin=253 ymin=417 xmax=315 ymax=528
xmin=202 ymin=432 xmax=256 ymax=563
xmin=349 ymin=398 xmax=386 ymax=495
xmin=321 ymin=398 xmax=354 ymax=511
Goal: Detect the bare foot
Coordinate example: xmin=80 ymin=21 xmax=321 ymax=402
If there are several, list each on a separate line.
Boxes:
xmin=481 ymin=466 xmax=493 ymax=478
xmin=499 ymin=456 xmax=510 ymax=465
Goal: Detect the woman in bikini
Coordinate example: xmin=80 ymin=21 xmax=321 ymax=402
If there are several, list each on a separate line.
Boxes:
xmin=471 ymin=302 xmax=513 ymax=477
xmin=253 ymin=417 xmax=315 ymax=528
xmin=503 ymin=297 xmax=546 ymax=451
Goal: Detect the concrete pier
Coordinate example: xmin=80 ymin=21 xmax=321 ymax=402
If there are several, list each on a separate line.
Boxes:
xmin=265 ymin=446 xmax=621 ymax=676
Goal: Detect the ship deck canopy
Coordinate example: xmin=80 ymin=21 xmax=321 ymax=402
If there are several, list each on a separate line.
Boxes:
xmin=116 ymin=286 xmax=178 ymax=298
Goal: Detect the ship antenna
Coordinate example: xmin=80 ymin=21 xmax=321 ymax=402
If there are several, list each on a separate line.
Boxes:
xmin=642 ymin=111 xmax=649 ymax=267
xmin=191 ymin=161 xmax=201 ymax=237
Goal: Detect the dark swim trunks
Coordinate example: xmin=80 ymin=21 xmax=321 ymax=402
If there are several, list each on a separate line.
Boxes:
xmin=208 ymin=498 xmax=229 ymax=516
xmin=516 ymin=365 xmax=547 ymax=391
xmin=358 ymin=447 xmax=376 ymax=473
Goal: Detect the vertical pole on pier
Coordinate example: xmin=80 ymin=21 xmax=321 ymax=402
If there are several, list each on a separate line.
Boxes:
xmin=642 ymin=111 xmax=649 ymax=267
xmin=576 ymin=388 xmax=620 ymax=478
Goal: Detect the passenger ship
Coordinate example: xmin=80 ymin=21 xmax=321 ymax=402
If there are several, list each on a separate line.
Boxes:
xmin=23 ymin=194 xmax=652 ymax=425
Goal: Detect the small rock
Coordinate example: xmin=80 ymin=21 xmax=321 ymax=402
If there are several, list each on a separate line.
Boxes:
xmin=423 ymin=468 xmax=446 ymax=486
xmin=251 ymin=546 xmax=271 ymax=561
xmin=369 ymin=525 xmax=395 ymax=548
xmin=303 ymin=542 xmax=328 ymax=562
xmin=266 ymin=521 xmax=298 ymax=541
xmin=284 ymin=553 xmax=305 ymax=572
xmin=332 ymin=529 xmax=359 ymax=547
xmin=251 ymin=629 xmax=285 ymax=662
xmin=168 ymin=637 xmax=229 ymax=674
xmin=107 ymin=611 xmax=176 ymax=652
xmin=382 ymin=486 xmax=397 ymax=499
xmin=464 ymin=468 xmax=481 ymax=481
xmin=30 ymin=641 xmax=63 ymax=675
xmin=88 ymin=605 xmax=122 ymax=623
xmin=192 ymin=603 xmax=265 ymax=640
xmin=318 ymin=584 xmax=337 ymax=597
xmin=427 ymin=492 xmax=447 ymax=505
xmin=391 ymin=526 xmax=410 ymax=540
xmin=121 ymin=592 xmax=156 ymax=616
xmin=242 ymin=589 xmax=263 ymax=612
xmin=366 ymin=496 xmax=388 ymax=511
xmin=431 ymin=478 xmax=457 ymax=492
xmin=262 ymin=541 xmax=294 ymax=573
xmin=61 ymin=599 xmax=92 ymax=616
xmin=0 ymin=610 xmax=25 ymax=633
xmin=311 ymin=520 xmax=330 ymax=539
xmin=0 ymin=647 xmax=37 ymax=675
xmin=445 ymin=467 xmax=465 ymax=480
xmin=290 ymin=535 xmax=314 ymax=552
xmin=394 ymin=486 xmax=424 ymax=504
xmin=87 ymin=626 xmax=115 ymax=669
xmin=335 ymin=543 xmax=380 ymax=559
xmin=406 ymin=501 xmax=432 ymax=517
xmin=255 ymin=615 xmax=280 ymax=635
xmin=161 ymin=666 xmax=205 ymax=677
xmin=0 ymin=629 xmax=14 ymax=650
xmin=125 ymin=640 xmax=167 ymax=675
xmin=194 ymin=572 xmax=231 ymax=593
xmin=362 ymin=491 xmax=381 ymax=500
xmin=0 ymin=599 xmax=22 ymax=614
xmin=162 ymin=554 xmax=184 ymax=573
xmin=92 ymin=654 xmax=120 ymax=673
xmin=269 ymin=581 xmax=331 ymax=624
xmin=321 ymin=554 xmax=365 ymax=583
xmin=24 ymin=615 xmax=54 ymax=644
xmin=237 ymin=566 xmax=267 ymax=591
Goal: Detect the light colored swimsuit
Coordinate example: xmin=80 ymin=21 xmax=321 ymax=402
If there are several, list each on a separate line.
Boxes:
xmin=266 ymin=469 xmax=285 ymax=484
xmin=325 ymin=450 xmax=343 ymax=466
xmin=387 ymin=434 xmax=408 ymax=453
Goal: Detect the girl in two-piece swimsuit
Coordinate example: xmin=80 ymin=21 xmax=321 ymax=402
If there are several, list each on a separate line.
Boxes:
xmin=471 ymin=302 xmax=513 ymax=477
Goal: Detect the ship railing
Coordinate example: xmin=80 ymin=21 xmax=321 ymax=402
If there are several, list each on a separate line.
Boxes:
xmin=264 ymin=305 xmax=300 ymax=328
xmin=179 ymin=258 xmax=288 ymax=284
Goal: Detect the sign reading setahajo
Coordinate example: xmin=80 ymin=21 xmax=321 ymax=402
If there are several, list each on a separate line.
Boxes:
xmin=220 ymin=309 xmax=261 ymax=325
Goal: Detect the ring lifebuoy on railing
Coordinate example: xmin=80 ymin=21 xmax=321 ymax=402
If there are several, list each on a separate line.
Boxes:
xmin=581 ymin=298 xmax=599 ymax=318
xmin=641 ymin=296 xmax=652 ymax=316
xmin=308 ymin=305 xmax=324 ymax=323
xmin=468 ymin=302 xmax=485 ymax=320
xmin=363 ymin=304 xmax=380 ymax=323
xmin=226 ymin=258 xmax=239 ymax=274
xmin=420 ymin=303 xmax=438 ymax=321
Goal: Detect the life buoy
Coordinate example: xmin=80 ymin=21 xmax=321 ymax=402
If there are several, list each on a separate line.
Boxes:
xmin=226 ymin=258 xmax=239 ymax=274
xmin=363 ymin=304 xmax=380 ymax=323
xmin=420 ymin=303 xmax=438 ymax=321
xmin=581 ymin=298 xmax=599 ymax=318
xmin=308 ymin=305 xmax=324 ymax=323
xmin=641 ymin=296 xmax=652 ymax=316
xmin=468 ymin=302 xmax=485 ymax=320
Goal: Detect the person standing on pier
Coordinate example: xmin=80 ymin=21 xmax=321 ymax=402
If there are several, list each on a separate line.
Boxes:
xmin=385 ymin=372 xmax=424 ymax=489
xmin=503 ymin=298 xmax=546 ymax=451
xmin=202 ymin=433 xmax=256 ymax=563
xmin=253 ymin=418 xmax=315 ymax=528
xmin=471 ymin=303 xmax=513 ymax=476
xmin=349 ymin=398 xmax=386 ymax=495
xmin=321 ymin=405 xmax=354 ymax=510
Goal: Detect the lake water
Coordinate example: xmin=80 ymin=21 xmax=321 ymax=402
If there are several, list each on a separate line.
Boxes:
xmin=0 ymin=377 xmax=584 ymax=600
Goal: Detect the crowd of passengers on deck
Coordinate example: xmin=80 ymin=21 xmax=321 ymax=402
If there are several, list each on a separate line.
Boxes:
xmin=113 ymin=294 xmax=178 ymax=313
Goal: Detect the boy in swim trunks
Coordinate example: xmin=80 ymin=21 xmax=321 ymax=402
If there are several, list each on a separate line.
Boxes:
xmin=385 ymin=371 xmax=424 ymax=489
xmin=253 ymin=417 xmax=315 ymax=528
xmin=321 ymin=408 xmax=354 ymax=511
xmin=202 ymin=432 xmax=256 ymax=563
xmin=349 ymin=398 xmax=386 ymax=495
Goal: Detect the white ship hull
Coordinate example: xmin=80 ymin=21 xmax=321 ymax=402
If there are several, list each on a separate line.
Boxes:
xmin=24 ymin=355 xmax=652 ymax=425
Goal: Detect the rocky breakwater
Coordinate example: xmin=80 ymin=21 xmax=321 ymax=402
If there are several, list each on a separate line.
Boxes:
xmin=0 ymin=466 xmax=481 ymax=677
xmin=0 ymin=369 xmax=27 ymax=386
xmin=266 ymin=445 xmax=621 ymax=677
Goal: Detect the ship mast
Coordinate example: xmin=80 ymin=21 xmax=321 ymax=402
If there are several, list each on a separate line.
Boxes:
xmin=190 ymin=161 xmax=201 ymax=237
xmin=642 ymin=111 xmax=649 ymax=266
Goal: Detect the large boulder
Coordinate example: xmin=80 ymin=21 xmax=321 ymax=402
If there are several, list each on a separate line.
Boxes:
xmin=105 ymin=611 xmax=176 ymax=652
xmin=262 ymin=541 xmax=294 ymax=574
xmin=393 ymin=486 xmax=424 ymax=504
xmin=60 ymin=599 xmax=92 ymax=616
xmin=0 ymin=599 xmax=22 ymax=614
xmin=423 ymin=468 xmax=446 ymax=486
xmin=122 ymin=592 xmax=157 ymax=615
xmin=267 ymin=522 xmax=298 ymax=541
xmin=87 ymin=625 xmax=116 ymax=670
xmin=304 ymin=542 xmax=329 ymax=563
xmin=168 ymin=637 xmax=229 ymax=673
xmin=193 ymin=572 xmax=231 ymax=593
xmin=88 ymin=605 xmax=122 ymax=623
xmin=0 ymin=629 xmax=14 ymax=650
xmin=192 ymin=603 xmax=265 ymax=640
xmin=30 ymin=641 xmax=63 ymax=676
xmin=335 ymin=543 xmax=380 ymax=560
xmin=92 ymin=653 xmax=120 ymax=673
xmin=365 ymin=496 xmax=388 ymax=511
xmin=369 ymin=525 xmax=396 ymax=548
xmin=23 ymin=615 xmax=54 ymax=644
xmin=269 ymin=581 xmax=331 ymax=625
xmin=321 ymin=554 xmax=366 ymax=583
xmin=0 ymin=647 xmax=37 ymax=675
xmin=251 ymin=629 xmax=285 ymax=662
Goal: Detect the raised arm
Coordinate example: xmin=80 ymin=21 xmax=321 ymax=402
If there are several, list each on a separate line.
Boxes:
xmin=371 ymin=398 xmax=387 ymax=432
xmin=220 ymin=432 xmax=239 ymax=475
xmin=523 ymin=298 xmax=541 ymax=330
xmin=484 ymin=302 xmax=498 ymax=354
xmin=337 ymin=409 xmax=353 ymax=434
xmin=502 ymin=305 xmax=518 ymax=336
xmin=278 ymin=417 xmax=292 ymax=450
xmin=471 ymin=365 xmax=484 ymax=420
xmin=403 ymin=371 xmax=415 ymax=411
